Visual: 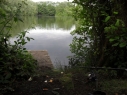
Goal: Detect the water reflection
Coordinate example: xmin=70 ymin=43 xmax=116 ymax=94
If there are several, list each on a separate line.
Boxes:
xmin=26 ymin=26 xmax=74 ymax=66
xmin=10 ymin=16 xmax=75 ymax=66
xmin=10 ymin=16 xmax=37 ymax=37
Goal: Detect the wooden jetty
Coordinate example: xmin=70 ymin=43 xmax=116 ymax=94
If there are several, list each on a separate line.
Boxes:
xmin=28 ymin=50 xmax=53 ymax=68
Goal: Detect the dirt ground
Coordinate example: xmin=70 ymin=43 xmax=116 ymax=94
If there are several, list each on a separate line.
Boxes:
xmin=5 ymin=67 xmax=64 ymax=95
xmin=4 ymin=67 xmax=91 ymax=95
xmin=4 ymin=66 xmax=127 ymax=95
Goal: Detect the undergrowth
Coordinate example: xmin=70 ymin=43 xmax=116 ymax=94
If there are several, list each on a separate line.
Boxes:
xmin=0 ymin=1 xmax=38 ymax=94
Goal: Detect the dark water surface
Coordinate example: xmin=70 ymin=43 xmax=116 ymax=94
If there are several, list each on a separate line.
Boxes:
xmin=10 ymin=16 xmax=75 ymax=67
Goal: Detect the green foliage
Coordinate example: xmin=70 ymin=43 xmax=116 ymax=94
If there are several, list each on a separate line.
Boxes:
xmin=69 ymin=0 xmax=127 ymax=68
xmin=1 ymin=0 xmax=37 ymax=16
xmin=37 ymin=2 xmax=56 ymax=16
xmin=37 ymin=1 xmax=74 ymax=17
xmin=0 ymin=31 xmax=37 ymax=93
xmin=0 ymin=0 xmax=74 ymax=17
xmin=55 ymin=2 xmax=74 ymax=17
xmin=0 ymin=0 xmax=37 ymax=94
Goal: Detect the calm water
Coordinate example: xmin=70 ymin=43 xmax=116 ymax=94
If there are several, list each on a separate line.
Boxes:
xmin=10 ymin=16 xmax=75 ymax=67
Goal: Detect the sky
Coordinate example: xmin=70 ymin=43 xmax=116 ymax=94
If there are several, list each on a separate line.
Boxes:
xmin=31 ymin=0 xmax=72 ymax=2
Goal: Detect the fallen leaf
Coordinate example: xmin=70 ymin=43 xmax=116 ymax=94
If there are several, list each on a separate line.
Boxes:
xmin=49 ymin=79 xmax=53 ymax=83
xmin=43 ymin=88 xmax=48 ymax=91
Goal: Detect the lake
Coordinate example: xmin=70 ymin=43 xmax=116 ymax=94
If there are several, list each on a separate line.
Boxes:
xmin=10 ymin=16 xmax=75 ymax=67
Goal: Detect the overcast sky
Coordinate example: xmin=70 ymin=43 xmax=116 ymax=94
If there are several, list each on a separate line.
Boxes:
xmin=31 ymin=0 xmax=72 ymax=2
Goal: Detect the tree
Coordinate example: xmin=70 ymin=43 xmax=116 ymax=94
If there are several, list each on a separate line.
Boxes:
xmin=70 ymin=0 xmax=127 ymax=68
xmin=55 ymin=2 xmax=74 ymax=16
xmin=3 ymin=0 xmax=37 ymax=16
xmin=37 ymin=2 xmax=56 ymax=16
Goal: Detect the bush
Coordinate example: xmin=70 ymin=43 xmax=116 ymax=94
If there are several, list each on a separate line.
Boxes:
xmin=0 ymin=31 xmax=37 ymax=94
xmin=0 ymin=1 xmax=38 ymax=94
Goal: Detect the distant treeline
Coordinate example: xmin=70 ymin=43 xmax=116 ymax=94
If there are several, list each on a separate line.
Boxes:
xmin=37 ymin=1 xmax=74 ymax=16
xmin=0 ymin=0 xmax=74 ymax=16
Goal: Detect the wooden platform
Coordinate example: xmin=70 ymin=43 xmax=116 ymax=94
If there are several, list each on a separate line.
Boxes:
xmin=28 ymin=50 xmax=53 ymax=68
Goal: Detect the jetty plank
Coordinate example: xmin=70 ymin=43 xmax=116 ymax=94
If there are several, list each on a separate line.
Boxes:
xmin=28 ymin=50 xmax=53 ymax=68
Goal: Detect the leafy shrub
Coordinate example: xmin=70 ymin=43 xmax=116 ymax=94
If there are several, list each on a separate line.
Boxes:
xmin=0 ymin=31 xmax=37 ymax=93
xmin=0 ymin=0 xmax=38 ymax=94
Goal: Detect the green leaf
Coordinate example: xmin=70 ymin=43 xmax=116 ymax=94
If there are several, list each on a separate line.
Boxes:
xmin=30 ymin=38 xmax=34 ymax=40
xmin=115 ymin=19 xmax=120 ymax=26
xmin=20 ymin=35 xmax=22 ymax=39
xmin=14 ymin=17 xmax=18 ymax=22
xmin=22 ymin=32 xmax=26 ymax=37
xmin=104 ymin=27 xmax=110 ymax=32
xmin=109 ymin=38 xmax=115 ymax=42
xmin=22 ymin=42 xmax=27 ymax=45
xmin=105 ymin=16 xmax=110 ymax=22
xmin=14 ymin=41 xmax=17 ymax=44
xmin=18 ymin=42 xmax=22 ymax=44
xmin=111 ymin=25 xmax=117 ymax=30
xmin=113 ymin=12 xmax=118 ymax=15
xmin=23 ymin=48 xmax=26 ymax=50
xmin=119 ymin=43 xmax=126 ymax=48
xmin=26 ymin=37 xmax=30 ymax=41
